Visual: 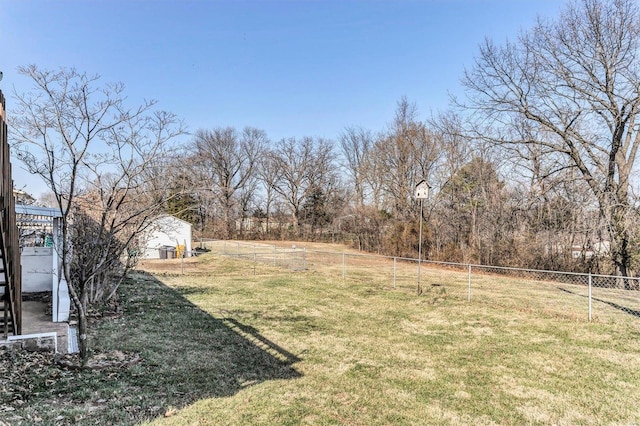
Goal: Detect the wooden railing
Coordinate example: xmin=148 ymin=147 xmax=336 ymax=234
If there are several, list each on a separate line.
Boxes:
xmin=0 ymin=90 xmax=22 ymax=337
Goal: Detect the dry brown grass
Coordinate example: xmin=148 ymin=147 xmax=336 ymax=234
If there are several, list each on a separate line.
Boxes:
xmin=130 ymin=244 xmax=640 ymax=425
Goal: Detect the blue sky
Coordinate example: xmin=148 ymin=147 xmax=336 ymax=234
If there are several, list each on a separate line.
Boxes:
xmin=1 ymin=0 xmax=562 ymax=196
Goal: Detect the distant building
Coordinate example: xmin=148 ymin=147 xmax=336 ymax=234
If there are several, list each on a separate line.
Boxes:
xmin=235 ymin=216 xmax=292 ymax=233
xmin=13 ymin=189 xmax=36 ymax=205
xmin=571 ymin=241 xmax=610 ymax=259
xmin=546 ymin=240 xmax=611 ymax=260
xmin=142 ymin=215 xmax=192 ymax=259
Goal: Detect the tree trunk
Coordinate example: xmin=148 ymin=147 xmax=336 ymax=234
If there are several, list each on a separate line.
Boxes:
xmin=77 ymin=304 xmax=89 ymax=364
xmin=609 ymin=203 xmax=632 ymax=287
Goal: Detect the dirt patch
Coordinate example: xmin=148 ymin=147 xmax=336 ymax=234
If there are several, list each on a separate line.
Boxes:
xmin=260 ymin=240 xmax=361 ymax=253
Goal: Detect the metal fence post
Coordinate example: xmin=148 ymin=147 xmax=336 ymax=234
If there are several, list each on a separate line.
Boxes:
xmin=303 ymin=247 xmax=307 ymax=270
xmin=393 ymin=257 xmax=397 ymax=289
xmin=273 ymin=245 xmax=277 ymax=266
xmin=468 ymin=264 xmax=471 ymax=302
xmin=342 ymin=253 xmax=346 ymax=279
xmin=253 ymin=252 xmax=257 ymax=276
xmin=588 ymin=273 xmax=592 ymax=322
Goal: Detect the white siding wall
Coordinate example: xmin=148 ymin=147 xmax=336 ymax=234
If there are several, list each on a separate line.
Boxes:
xmin=22 ymin=247 xmax=54 ymax=292
xmin=143 ymin=215 xmax=192 ymax=259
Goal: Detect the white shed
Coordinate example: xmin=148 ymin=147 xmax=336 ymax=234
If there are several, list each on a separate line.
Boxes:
xmin=143 ymin=215 xmax=192 ymax=259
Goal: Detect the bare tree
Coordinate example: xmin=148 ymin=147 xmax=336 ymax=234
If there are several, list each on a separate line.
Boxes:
xmin=429 ymin=111 xmax=472 ymax=192
xmin=339 ymin=126 xmax=373 ymax=207
xmin=10 ymin=65 xmax=185 ymax=362
xmin=256 ymin=152 xmax=282 ymax=236
xmin=360 ymin=135 xmax=386 ymax=211
xmin=461 ymin=0 xmax=640 ymax=279
xmin=192 ymin=126 xmax=266 ymax=239
xmin=269 ymin=137 xmax=338 ymax=236
xmin=370 ymin=98 xmax=441 ymax=219
xmin=427 ymin=111 xmax=473 ymax=258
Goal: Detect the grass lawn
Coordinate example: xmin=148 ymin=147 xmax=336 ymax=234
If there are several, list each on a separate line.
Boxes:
xmin=2 ymin=251 xmax=640 ymax=425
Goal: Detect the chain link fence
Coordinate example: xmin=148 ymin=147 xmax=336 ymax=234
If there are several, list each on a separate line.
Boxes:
xmin=196 ymin=239 xmax=640 ymax=323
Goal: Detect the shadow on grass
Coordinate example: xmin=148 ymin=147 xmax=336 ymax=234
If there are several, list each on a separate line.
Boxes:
xmin=221 ymin=317 xmax=301 ymax=365
xmin=0 ymin=272 xmax=303 ymax=425
xmin=113 ymin=270 xmax=303 ymax=387
xmin=557 ymin=287 xmax=640 ymax=318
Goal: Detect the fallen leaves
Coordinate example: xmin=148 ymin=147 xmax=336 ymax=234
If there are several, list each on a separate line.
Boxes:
xmin=0 ymin=346 xmax=142 ymax=424
xmin=0 ymin=347 xmax=60 ymax=404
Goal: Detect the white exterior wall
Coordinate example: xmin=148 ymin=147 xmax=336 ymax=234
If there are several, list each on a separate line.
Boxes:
xmin=22 ymin=247 xmax=54 ymax=292
xmin=143 ymin=215 xmax=192 ymax=259
xmin=20 ymin=217 xmax=70 ymax=322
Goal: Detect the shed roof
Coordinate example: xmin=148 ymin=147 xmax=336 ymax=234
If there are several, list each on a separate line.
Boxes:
xmin=153 ymin=214 xmax=192 ymax=228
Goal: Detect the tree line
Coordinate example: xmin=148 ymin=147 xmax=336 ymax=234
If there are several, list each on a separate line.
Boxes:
xmin=164 ymin=95 xmax=631 ymax=276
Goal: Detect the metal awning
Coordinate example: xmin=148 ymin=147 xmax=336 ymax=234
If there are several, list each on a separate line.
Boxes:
xmin=15 ymin=204 xmax=62 ymax=218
